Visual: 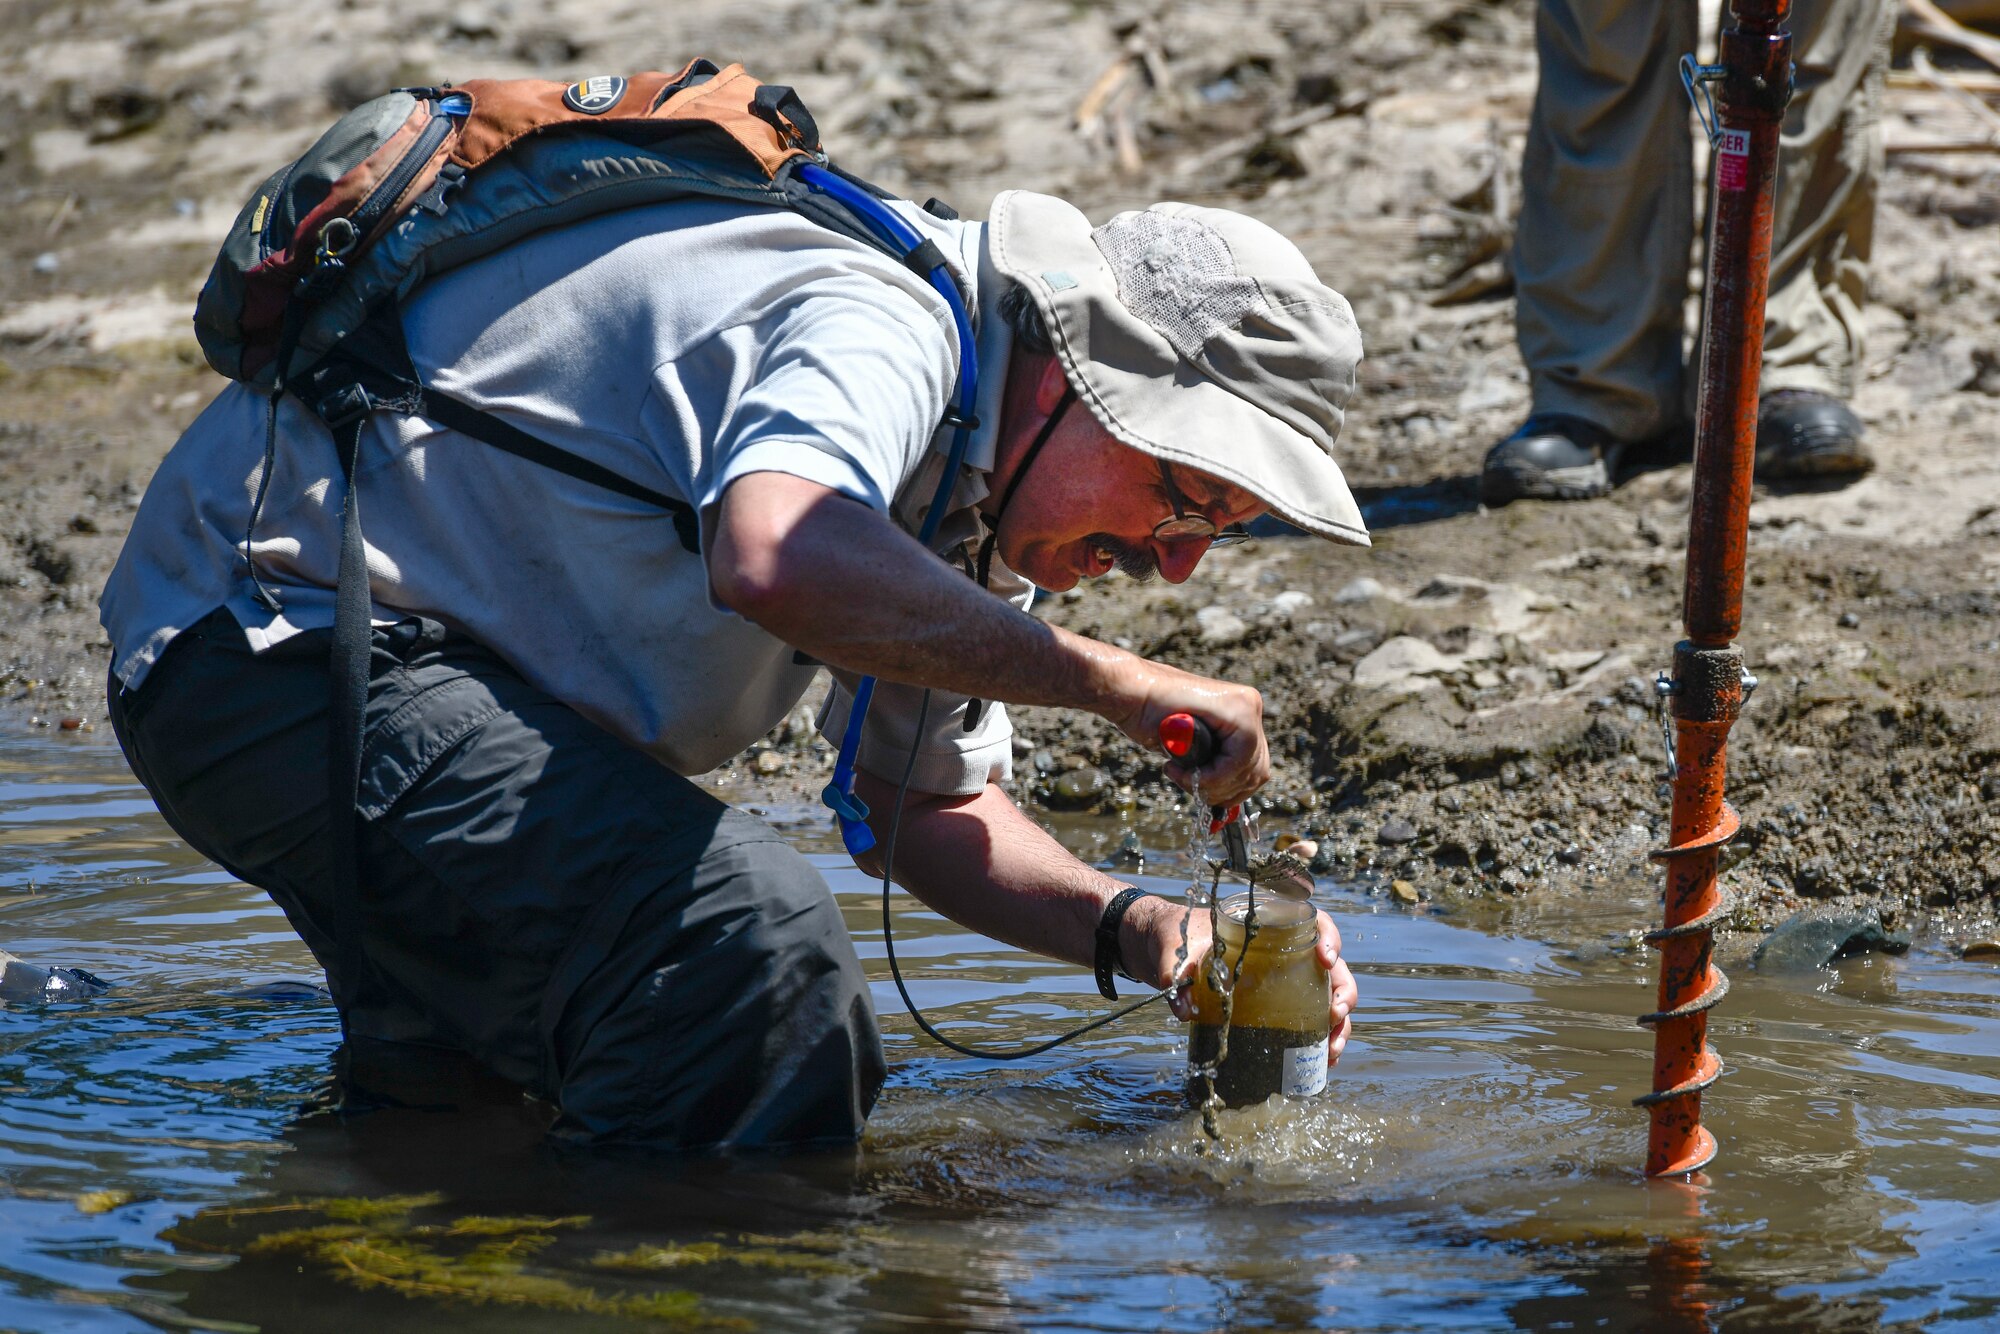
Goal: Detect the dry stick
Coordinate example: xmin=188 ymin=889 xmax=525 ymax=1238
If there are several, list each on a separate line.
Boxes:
xmin=1888 ymin=67 xmax=2000 ymax=93
xmin=1886 ymin=136 xmax=2000 ymax=150
xmin=1902 ymin=0 xmax=2000 ymax=73
xmin=1073 ymin=56 xmax=1132 ymax=134
xmin=1911 ymin=45 xmax=2000 ymax=138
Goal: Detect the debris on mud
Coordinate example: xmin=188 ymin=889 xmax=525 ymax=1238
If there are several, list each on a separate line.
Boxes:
xmin=2 ymin=0 xmax=1997 ymax=943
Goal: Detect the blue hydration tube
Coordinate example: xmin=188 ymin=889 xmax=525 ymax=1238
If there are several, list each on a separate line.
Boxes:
xmin=797 ymin=163 xmax=980 ymax=859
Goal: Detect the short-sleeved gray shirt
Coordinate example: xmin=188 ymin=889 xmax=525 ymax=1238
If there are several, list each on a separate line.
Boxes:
xmin=101 ymin=196 xmax=1030 ymax=795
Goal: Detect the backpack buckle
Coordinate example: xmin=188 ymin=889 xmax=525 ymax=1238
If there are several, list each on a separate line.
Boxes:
xmin=315 ymin=383 xmax=375 ymax=430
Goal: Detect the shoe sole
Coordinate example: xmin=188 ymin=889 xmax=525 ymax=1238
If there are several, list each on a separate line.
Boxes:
xmin=1481 ymin=459 xmax=1611 ymax=505
xmin=1756 ymin=442 xmax=1875 ymax=480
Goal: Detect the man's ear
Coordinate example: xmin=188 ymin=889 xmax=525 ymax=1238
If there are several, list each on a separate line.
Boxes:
xmin=1034 ymin=353 xmax=1071 ymax=415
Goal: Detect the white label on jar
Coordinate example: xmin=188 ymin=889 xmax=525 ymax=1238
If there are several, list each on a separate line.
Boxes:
xmin=1283 ymin=1042 xmax=1328 ymax=1098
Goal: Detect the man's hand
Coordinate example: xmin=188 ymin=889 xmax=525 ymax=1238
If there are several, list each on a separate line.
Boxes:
xmin=1125 ymin=895 xmax=1358 ymax=1069
xmin=1099 ymin=660 xmax=1269 ymax=809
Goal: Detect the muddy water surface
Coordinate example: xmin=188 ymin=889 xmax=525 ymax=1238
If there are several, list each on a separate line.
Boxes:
xmin=1 ymin=728 xmax=1997 ymax=1332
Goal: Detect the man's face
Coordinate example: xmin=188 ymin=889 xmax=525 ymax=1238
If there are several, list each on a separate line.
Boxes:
xmin=992 ymin=356 xmax=1266 ymax=592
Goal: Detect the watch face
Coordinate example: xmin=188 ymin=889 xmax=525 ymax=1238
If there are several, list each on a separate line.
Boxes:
xmin=562 ymin=76 xmax=629 ymax=115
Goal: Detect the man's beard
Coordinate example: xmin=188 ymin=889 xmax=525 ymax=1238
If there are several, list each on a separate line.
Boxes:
xmin=1086 ymin=534 xmax=1159 ymax=582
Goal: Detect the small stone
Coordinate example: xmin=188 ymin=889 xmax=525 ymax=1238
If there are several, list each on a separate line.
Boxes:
xmin=1107 ymin=830 xmax=1145 ymax=868
xmin=1334 ymin=577 xmax=1385 ymax=604
xmin=1471 ymin=669 xmax=1503 ymax=690
xmin=1377 ymin=818 xmax=1418 ymax=845
xmin=1962 ymin=940 xmax=2000 ymax=961
xmin=1838 ymin=611 xmax=1860 ymax=629
xmin=1755 ymin=908 xmax=1910 ymax=971
xmin=1048 ymin=766 xmax=1111 ymax=809
xmin=1269 ymin=590 xmax=1313 ymax=618
xmin=57 ymin=716 xmax=82 ymax=731
xmin=753 ymin=750 xmax=786 ymax=775
xmin=1979 ymin=773 xmax=2000 ymax=802
xmin=1390 ymin=879 xmax=1419 ymax=904
xmin=1196 ymin=605 xmax=1250 ymax=646
xmin=1279 ymin=837 xmax=1319 ymax=863
xmin=1031 ymin=748 xmax=1057 ymax=775
xmin=32 ymin=252 xmax=59 ymax=275
xmin=1557 ymin=846 xmax=1583 ymax=865
xmin=1437 ymin=791 xmax=1463 ymax=814
xmin=1353 ymin=636 xmax=1455 ymax=690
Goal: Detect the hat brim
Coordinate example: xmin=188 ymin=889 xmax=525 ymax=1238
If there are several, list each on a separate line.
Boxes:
xmin=989 ymin=190 xmax=1369 ymax=547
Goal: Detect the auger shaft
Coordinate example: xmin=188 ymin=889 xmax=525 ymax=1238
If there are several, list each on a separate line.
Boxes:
xmin=1641 ymin=0 xmax=1793 ymax=1179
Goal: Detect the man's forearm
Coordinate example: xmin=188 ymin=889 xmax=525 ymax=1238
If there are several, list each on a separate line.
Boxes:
xmin=713 ymin=474 xmax=1131 ymax=716
xmin=853 ymin=773 xmax=1184 ymax=988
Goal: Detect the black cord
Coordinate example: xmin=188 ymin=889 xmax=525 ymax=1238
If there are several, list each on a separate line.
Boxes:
xmin=878 ymin=688 xmax=1168 ymax=1060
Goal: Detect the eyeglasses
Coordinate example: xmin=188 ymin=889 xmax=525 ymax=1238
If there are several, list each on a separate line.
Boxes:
xmin=1154 ymin=459 xmax=1252 ymax=547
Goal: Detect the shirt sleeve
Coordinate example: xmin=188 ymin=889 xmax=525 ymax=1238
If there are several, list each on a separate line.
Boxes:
xmin=695 ymin=284 xmax=956 ymax=519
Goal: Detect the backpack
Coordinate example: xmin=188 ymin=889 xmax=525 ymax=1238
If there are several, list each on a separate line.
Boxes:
xmin=195 ymin=62 xmax=979 ymax=1009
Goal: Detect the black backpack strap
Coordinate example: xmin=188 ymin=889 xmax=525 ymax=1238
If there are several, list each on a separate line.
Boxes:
xmin=306 ymin=311 xmax=703 ymax=554
xmin=416 ymin=392 xmax=702 ymax=555
xmin=312 ymin=378 xmax=381 ymax=1051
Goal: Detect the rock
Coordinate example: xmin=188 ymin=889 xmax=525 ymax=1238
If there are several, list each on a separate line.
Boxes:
xmin=1437 ymin=791 xmax=1463 ymax=814
xmin=1106 ymin=830 xmax=1145 ymax=868
xmin=1196 ymin=605 xmax=1250 ymax=646
xmin=1353 ymin=636 xmax=1455 ymax=691
xmin=1276 ymin=836 xmax=1318 ymax=863
xmin=1390 ymin=879 xmax=1419 ymax=904
xmin=1334 ymin=577 xmax=1385 ymax=604
xmin=1377 ymin=817 xmax=1418 ymax=845
xmin=32 ymin=252 xmax=59 ymax=275
xmin=753 ymin=750 xmax=786 ymax=775
xmin=1031 ymin=748 xmax=1057 ymax=775
xmin=1753 ymin=908 xmax=1911 ymax=972
xmin=1269 ymin=590 xmax=1314 ymax=618
xmin=1308 ymin=843 xmax=1337 ymax=874
xmin=1838 ymin=611 xmax=1860 ymax=629
xmin=1961 ymin=941 xmax=2000 ymax=961
xmin=57 ymin=716 xmax=81 ymax=731
xmin=1047 ymin=767 xmax=1111 ymax=809
xmin=1792 ymin=855 xmax=1841 ymax=898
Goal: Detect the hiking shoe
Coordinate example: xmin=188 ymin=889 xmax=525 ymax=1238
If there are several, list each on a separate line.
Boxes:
xmin=1480 ymin=415 xmax=1624 ymax=505
xmin=1756 ymin=389 xmax=1872 ymax=480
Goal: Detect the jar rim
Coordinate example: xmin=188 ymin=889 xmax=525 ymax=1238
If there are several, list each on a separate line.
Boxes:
xmin=1217 ymin=890 xmax=1314 ymax=929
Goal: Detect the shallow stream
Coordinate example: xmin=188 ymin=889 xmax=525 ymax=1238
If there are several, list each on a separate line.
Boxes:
xmin=1 ymin=728 xmax=1997 ymax=1331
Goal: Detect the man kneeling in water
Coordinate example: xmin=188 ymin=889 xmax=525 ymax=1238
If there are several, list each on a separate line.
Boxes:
xmin=102 ymin=188 xmax=1366 ymax=1148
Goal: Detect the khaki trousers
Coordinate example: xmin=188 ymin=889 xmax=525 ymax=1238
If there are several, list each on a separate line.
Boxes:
xmin=1513 ymin=0 xmax=1895 ymax=441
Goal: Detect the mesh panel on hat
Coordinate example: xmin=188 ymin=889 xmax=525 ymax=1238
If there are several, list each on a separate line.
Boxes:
xmin=1091 ymin=211 xmax=1270 ymax=365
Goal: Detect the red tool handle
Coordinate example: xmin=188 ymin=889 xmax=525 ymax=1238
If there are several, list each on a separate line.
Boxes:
xmin=1159 ymin=713 xmax=1240 ymax=832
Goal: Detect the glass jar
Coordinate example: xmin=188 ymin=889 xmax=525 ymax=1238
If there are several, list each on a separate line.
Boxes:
xmin=1186 ymin=891 xmax=1330 ymax=1108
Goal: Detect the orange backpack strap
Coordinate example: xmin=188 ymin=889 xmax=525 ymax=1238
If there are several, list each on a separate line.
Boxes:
xmin=450 ymin=61 xmax=816 ymax=179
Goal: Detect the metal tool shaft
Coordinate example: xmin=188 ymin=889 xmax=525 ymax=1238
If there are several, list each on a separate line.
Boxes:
xmin=1640 ymin=0 xmax=1793 ymax=1179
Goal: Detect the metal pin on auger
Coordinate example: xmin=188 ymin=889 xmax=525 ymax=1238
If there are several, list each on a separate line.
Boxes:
xmin=1638 ymin=0 xmax=1793 ymax=1178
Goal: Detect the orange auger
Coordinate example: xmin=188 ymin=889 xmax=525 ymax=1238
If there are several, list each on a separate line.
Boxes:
xmin=1639 ymin=0 xmax=1794 ymax=1178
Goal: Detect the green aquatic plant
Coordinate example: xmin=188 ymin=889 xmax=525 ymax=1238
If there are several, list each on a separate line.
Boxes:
xmin=178 ymin=1194 xmax=747 ymax=1328
xmin=592 ymin=1240 xmax=854 ymax=1276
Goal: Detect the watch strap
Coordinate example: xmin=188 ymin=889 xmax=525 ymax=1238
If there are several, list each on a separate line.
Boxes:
xmin=1094 ymin=886 xmax=1150 ymax=1001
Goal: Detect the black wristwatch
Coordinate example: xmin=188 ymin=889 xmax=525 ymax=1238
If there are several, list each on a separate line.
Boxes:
xmin=1094 ymin=886 xmax=1151 ymax=1001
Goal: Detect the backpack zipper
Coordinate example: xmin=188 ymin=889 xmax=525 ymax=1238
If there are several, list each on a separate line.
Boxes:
xmin=345 ymin=101 xmax=458 ymax=245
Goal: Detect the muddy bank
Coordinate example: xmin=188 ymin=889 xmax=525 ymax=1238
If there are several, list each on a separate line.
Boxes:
xmin=2 ymin=0 xmax=1997 ymax=939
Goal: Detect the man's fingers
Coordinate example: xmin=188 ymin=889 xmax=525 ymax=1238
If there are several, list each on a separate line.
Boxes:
xmin=1313 ymin=911 xmax=1347 ymax=972
xmin=1330 ymin=957 xmax=1358 ymax=1019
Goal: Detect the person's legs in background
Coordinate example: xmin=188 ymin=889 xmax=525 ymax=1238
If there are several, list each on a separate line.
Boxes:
xmin=1489 ymin=0 xmax=1698 ymax=503
xmin=1752 ymin=0 xmax=1894 ymax=478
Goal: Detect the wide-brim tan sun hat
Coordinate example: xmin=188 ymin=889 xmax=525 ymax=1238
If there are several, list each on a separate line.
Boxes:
xmin=989 ymin=190 xmax=1369 ymax=547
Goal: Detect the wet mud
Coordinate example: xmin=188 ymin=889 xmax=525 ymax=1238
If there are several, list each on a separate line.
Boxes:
xmin=2 ymin=0 xmax=1997 ymax=948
